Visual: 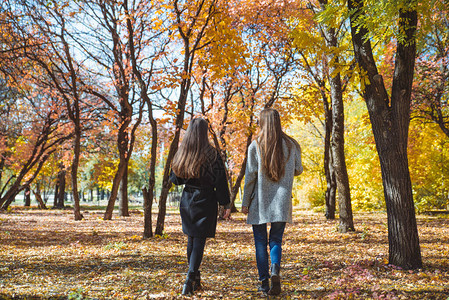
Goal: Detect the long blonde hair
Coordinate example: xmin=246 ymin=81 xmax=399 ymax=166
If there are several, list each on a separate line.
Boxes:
xmin=172 ymin=118 xmax=216 ymax=179
xmin=257 ymin=108 xmax=294 ymax=182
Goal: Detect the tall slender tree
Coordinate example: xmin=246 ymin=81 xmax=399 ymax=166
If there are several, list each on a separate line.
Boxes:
xmin=155 ymin=0 xmax=218 ymax=235
xmin=123 ymin=0 xmax=169 ymax=238
xmin=292 ymin=1 xmax=354 ymax=229
xmin=67 ymin=0 xmax=144 ymax=220
xmin=317 ymin=0 xmax=354 ymax=232
xmin=9 ymin=0 xmax=90 ymax=219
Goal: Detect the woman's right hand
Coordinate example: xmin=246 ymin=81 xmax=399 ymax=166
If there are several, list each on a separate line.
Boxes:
xmin=242 ymin=206 xmax=249 ymax=214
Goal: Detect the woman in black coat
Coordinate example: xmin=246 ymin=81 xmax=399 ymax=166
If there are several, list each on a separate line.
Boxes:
xmin=170 ymin=118 xmax=231 ymax=295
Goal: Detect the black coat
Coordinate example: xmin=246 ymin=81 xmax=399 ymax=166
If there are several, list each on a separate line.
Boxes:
xmin=169 ymin=152 xmax=230 ymax=238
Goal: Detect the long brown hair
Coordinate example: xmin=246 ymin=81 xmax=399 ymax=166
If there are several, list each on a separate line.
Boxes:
xmin=172 ymin=118 xmax=216 ymax=179
xmin=257 ymin=108 xmax=294 ymax=182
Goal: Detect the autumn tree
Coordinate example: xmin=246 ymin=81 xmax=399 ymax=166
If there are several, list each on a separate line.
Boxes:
xmin=154 ymin=0 xmax=219 ymax=236
xmin=190 ymin=2 xmax=246 ymax=213
xmin=0 ymin=81 xmax=20 ymax=199
xmin=95 ymin=1 xmax=144 ymax=220
xmin=123 ymin=0 xmax=170 ymax=237
xmin=53 ymin=160 xmax=67 ymax=209
xmin=289 ymin=0 xmax=355 ymax=231
xmin=0 ymin=4 xmax=74 ymax=209
xmin=291 ymin=26 xmax=338 ymax=219
xmin=348 ymin=0 xmax=422 ymax=268
xmin=4 ymin=0 xmax=108 ymax=219
xmin=412 ymin=4 xmax=449 ymax=138
xmin=195 ymin=0 xmax=301 ymax=214
xmin=315 ymin=0 xmax=354 ymax=231
xmin=55 ymin=0 xmax=146 ymax=220
xmin=0 ymin=92 xmax=73 ymax=210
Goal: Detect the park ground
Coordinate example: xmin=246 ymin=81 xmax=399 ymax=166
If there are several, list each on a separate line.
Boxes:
xmin=0 ymin=207 xmax=448 ymax=299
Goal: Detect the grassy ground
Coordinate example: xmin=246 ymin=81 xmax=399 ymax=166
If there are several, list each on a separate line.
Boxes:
xmin=0 ymin=207 xmax=448 ymax=299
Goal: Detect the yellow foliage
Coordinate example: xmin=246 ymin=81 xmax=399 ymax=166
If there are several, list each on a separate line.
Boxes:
xmin=408 ymin=120 xmax=449 ymax=211
xmin=344 ymin=100 xmax=384 ymax=211
xmin=289 ymin=95 xmax=449 ymax=212
xmin=288 ymin=119 xmax=326 ymax=209
xmin=93 ymin=159 xmax=119 ymax=191
xmin=288 ymin=98 xmax=385 ymax=211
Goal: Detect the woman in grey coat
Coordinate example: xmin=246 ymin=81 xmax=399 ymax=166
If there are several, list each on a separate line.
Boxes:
xmin=242 ymin=108 xmax=303 ymax=295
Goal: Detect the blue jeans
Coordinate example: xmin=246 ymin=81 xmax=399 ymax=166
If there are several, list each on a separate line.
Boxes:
xmin=252 ymin=222 xmax=286 ymax=281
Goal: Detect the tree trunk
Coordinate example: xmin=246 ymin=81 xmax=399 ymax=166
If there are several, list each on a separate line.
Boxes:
xmin=71 ymin=129 xmax=83 ymax=220
xmin=24 ymin=186 xmax=31 ymax=207
xmin=119 ymin=163 xmax=129 ymax=217
xmin=0 ymin=157 xmax=5 ymax=194
xmin=36 ymin=182 xmax=41 ymax=200
xmin=59 ymin=25 xmax=84 ymax=220
xmin=142 ymin=99 xmax=158 ymax=238
xmin=155 ymin=134 xmax=181 ymax=236
xmin=330 ymin=72 xmax=354 ymax=232
xmin=96 ymin=187 xmax=100 ymax=203
xmin=348 ymin=0 xmax=422 ymax=269
xmin=1 ymin=158 xmax=49 ymax=210
xmin=53 ymin=177 xmax=59 ymax=208
xmin=155 ymin=180 xmax=170 ymax=236
xmin=1 ymin=192 xmax=18 ymax=210
xmin=332 ymin=112 xmax=354 ymax=232
xmin=323 ymin=96 xmax=336 ymax=219
xmin=229 ymin=165 xmax=244 ymax=213
xmin=325 ymin=148 xmax=337 ymax=219
xmin=33 ymin=190 xmax=47 ymax=209
xmin=318 ymin=4 xmax=354 ymax=232
xmin=124 ymin=10 xmax=158 ymax=236
xmin=142 ymin=187 xmax=153 ymax=238
xmin=104 ymin=158 xmax=127 ymax=220
xmin=57 ymin=168 xmax=66 ymax=209
xmin=101 ymin=0 xmax=136 ymax=221
xmin=379 ymin=145 xmax=422 ymax=267
xmin=227 ymin=94 xmax=257 ymax=214
xmin=104 ymin=120 xmax=130 ymax=220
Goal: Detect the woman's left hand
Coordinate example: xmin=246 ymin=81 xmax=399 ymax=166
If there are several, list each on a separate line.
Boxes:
xmin=223 ymin=208 xmax=231 ymax=220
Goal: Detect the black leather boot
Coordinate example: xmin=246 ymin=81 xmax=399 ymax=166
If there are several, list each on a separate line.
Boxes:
xmin=269 ymin=263 xmax=281 ymax=295
xmin=181 ymin=272 xmax=195 ymax=295
xmin=193 ymin=271 xmax=203 ymax=291
xmin=258 ymin=279 xmax=270 ymax=293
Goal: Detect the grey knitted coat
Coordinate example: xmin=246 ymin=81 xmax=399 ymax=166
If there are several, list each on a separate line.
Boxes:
xmin=241 ymin=139 xmax=303 ymax=225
